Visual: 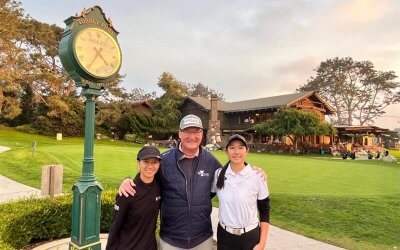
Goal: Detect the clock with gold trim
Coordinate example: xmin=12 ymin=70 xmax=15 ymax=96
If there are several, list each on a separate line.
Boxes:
xmin=59 ymin=6 xmax=122 ymax=88
xmin=73 ymin=27 xmax=121 ymax=79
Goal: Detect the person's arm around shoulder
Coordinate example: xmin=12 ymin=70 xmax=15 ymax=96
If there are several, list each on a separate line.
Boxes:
xmin=254 ymin=173 xmax=270 ymax=250
xmin=211 ymin=168 xmax=222 ymax=194
xmin=251 ymin=165 xmax=268 ymax=181
xmin=118 ymin=178 xmax=136 ymax=197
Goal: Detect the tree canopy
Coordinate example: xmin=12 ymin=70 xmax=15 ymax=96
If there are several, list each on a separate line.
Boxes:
xmin=254 ymin=108 xmax=333 ymax=153
xmin=0 ymin=0 xmax=126 ymax=134
xmin=95 ymin=71 xmax=224 ymax=139
xmin=298 ymin=57 xmax=400 ymax=126
xmin=187 ymin=82 xmax=224 ymax=100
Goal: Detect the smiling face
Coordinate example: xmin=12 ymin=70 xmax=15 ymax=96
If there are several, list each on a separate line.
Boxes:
xmin=226 ymin=140 xmax=249 ymax=165
xmin=138 ymin=157 xmax=161 ymax=183
xmin=178 ymin=127 xmax=203 ymax=154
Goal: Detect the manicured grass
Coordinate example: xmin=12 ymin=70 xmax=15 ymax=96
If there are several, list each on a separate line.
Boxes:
xmin=213 ymin=151 xmax=400 ymax=196
xmin=1 ymin=127 xmax=399 ymax=249
xmin=0 ymin=127 xmax=143 ymax=190
xmin=272 ymin=194 xmax=400 ymax=250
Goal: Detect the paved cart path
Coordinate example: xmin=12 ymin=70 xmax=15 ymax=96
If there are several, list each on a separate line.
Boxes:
xmin=0 ymin=146 xmax=41 ymax=203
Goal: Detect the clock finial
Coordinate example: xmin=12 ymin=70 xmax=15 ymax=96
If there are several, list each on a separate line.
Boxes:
xmin=81 ymin=8 xmax=88 ymax=17
xmin=107 ymin=17 xmax=113 ymax=27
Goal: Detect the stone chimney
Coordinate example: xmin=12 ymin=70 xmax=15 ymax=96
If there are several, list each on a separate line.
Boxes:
xmin=210 ymin=94 xmax=218 ymax=122
xmin=206 ymin=94 xmax=222 ymax=146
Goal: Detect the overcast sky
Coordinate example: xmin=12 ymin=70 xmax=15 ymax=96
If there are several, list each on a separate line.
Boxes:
xmin=20 ymin=0 xmax=400 ymax=129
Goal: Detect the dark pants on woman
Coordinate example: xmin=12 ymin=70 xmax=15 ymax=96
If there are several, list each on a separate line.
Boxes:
xmin=217 ymin=224 xmax=260 ymax=250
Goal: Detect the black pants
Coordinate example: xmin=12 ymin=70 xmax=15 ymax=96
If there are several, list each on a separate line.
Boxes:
xmin=217 ymin=224 xmax=260 ymax=250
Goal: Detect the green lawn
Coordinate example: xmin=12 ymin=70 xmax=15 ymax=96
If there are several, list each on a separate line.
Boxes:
xmin=1 ymin=127 xmax=399 ymax=249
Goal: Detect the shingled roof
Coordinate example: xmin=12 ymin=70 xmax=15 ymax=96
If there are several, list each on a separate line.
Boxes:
xmin=186 ymin=91 xmax=335 ymax=114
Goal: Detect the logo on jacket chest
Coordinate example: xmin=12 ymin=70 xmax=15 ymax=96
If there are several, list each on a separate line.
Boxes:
xmin=197 ymin=170 xmax=210 ymax=177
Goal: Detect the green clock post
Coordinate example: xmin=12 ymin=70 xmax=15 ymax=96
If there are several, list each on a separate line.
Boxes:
xmin=58 ymin=6 xmax=122 ymax=250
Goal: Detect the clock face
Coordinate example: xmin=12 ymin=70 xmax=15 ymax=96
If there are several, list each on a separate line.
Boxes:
xmin=73 ymin=27 xmax=122 ymax=79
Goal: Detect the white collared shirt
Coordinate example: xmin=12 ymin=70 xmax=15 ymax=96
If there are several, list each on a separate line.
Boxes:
xmin=212 ymin=163 xmax=269 ymax=228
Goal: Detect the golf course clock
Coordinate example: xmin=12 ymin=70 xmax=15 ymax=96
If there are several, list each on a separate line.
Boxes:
xmin=58 ymin=6 xmax=122 ymax=250
xmin=59 ymin=6 xmax=122 ymax=89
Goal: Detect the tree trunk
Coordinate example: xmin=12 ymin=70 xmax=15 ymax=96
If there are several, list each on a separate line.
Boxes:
xmin=0 ymin=88 xmax=3 ymax=113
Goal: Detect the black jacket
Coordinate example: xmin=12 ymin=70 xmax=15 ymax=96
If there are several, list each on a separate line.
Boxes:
xmin=106 ymin=174 xmax=161 ymax=250
xmin=159 ymin=145 xmax=222 ymax=248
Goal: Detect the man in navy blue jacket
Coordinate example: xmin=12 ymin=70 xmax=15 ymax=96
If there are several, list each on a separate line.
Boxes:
xmin=119 ymin=114 xmax=222 ymax=249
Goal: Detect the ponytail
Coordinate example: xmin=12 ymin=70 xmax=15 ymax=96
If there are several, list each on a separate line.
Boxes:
xmin=216 ymin=162 xmax=230 ymax=189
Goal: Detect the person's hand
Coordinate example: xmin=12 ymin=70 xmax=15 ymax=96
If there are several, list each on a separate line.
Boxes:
xmin=253 ymin=243 xmax=264 ymax=250
xmin=252 ymin=166 xmax=267 ymax=181
xmin=118 ymin=178 xmax=136 ymax=197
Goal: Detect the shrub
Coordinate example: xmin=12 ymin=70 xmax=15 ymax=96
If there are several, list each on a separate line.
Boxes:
xmin=0 ymin=190 xmax=117 ymax=249
xmin=123 ymin=133 xmax=137 ymax=142
xmin=0 ymin=241 xmax=13 ymax=250
xmin=15 ymin=124 xmax=39 ymax=134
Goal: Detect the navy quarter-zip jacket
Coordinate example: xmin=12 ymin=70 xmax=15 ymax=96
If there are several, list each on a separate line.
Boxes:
xmin=159 ymin=145 xmax=222 ymax=248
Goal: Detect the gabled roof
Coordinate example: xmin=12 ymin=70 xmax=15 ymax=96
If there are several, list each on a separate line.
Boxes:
xmin=185 ymin=96 xmax=231 ymax=111
xmin=185 ymin=91 xmax=335 ymax=114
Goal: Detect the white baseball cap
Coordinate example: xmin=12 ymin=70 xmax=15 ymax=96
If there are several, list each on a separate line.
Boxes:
xmin=180 ymin=114 xmax=203 ymax=130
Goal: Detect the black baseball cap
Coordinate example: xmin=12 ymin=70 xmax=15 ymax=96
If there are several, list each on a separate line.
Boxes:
xmin=225 ymin=134 xmax=249 ymax=149
xmin=137 ymin=146 xmax=162 ymax=161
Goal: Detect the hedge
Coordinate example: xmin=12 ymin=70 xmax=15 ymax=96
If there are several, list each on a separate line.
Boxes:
xmin=15 ymin=124 xmax=39 ymax=134
xmin=0 ymin=189 xmax=118 ymax=249
xmin=0 ymin=241 xmax=14 ymax=250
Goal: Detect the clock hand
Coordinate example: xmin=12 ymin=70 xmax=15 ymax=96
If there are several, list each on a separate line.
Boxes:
xmin=87 ymin=47 xmax=100 ymax=69
xmin=96 ymin=47 xmax=109 ymax=66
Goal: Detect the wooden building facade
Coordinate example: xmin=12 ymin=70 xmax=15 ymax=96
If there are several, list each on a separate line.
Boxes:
xmin=180 ymin=91 xmax=335 ymax=148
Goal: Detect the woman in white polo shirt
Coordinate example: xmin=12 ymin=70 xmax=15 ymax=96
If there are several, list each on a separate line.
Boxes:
xmin=212 ymin=134 xmax=270 ymax=250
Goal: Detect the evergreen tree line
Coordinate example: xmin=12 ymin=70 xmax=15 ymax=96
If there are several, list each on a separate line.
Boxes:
xmin=0 ymin=1 xmax=223 ymax=138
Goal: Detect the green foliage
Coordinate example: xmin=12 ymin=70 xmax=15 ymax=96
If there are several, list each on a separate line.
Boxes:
xmin=157 ymin=72 xmax=188 ymax=99
xmin=0 ymin=190 xmax=117 ymax=249
xmin=0 ymin=241 xmax=13 ymax=250
xmin=15 ymin=124 xmax=38 ymax=134
xmin=123 ymin=133 xmax=137 ymax=142
xmin=0 ymin=0 xmax=26 ymax=121
xmin=100 ymin=190 xmax=118 ymax=232
xmin=254 ymin=108 xmax=333 ymax=153
xmin=34 ymin=97 xmax=85 ymax=136
xmin=187 ymin=82 xmax=224 ymax=100
xmin=127 ymin=88 xmax=157 ymax=101
xmin=96 ymin=101 xmax=123 ymax=133
xmin=0 ymin=196 xmax=71 ymax=249
xmin=147 ymin=72 xmax=186 ymax=136
xmin=298 ymin=57 xmax=400 ymax=125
